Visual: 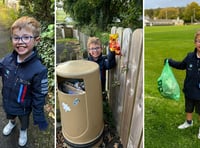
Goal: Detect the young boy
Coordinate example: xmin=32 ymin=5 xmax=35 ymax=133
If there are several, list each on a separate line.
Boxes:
xmin=0 ymin=16 xmax=48 ymax=146
xmin=166 ymin=30 xmax=200 ymax=138
xmin=87 ymin=37 xmax=116 ymax=92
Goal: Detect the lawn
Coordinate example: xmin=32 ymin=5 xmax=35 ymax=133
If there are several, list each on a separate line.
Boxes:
xmin=145 ymin=25 xmax=200 ymax=148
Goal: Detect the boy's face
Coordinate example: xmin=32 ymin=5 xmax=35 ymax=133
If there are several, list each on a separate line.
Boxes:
xmin=195 ymin=35 xmax=200 ymax=52
xmin=88 ymin=43 xmax=102 ymax=59
xmin=11 ymin=28 xmax=40 ymax=60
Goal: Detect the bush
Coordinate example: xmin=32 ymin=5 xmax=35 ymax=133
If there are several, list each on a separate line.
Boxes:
xmin=37 ymin=24 xmax=55 ymax=105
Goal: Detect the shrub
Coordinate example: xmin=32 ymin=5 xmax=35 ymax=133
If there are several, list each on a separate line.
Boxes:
xmin=37 ymin=24 xmax=55 ymax=105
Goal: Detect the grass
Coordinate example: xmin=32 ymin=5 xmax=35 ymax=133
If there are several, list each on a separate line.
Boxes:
xmin=145 ymin=25 xmax=200 ymax=148
xmin=56 ymin=38 xmax=78 ymax=43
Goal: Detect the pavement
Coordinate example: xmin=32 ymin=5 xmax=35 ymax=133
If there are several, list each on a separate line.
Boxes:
xmin=0 ymin=23 xmax=54 ymax=148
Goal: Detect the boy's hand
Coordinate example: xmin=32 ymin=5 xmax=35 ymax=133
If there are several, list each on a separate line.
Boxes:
xmin=164 ymin=58 xmax=168 ymax=65
xmin=164 ymin=58 xmax=172 ymax=65
xmin=109 ymin=33 xmax=121 ymax=55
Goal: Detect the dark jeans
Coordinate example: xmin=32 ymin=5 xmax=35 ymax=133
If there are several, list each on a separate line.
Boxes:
xmin=7 ymin=114 xmax=30 ymax=130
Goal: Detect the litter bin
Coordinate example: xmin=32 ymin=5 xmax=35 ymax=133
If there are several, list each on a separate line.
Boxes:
xmin=56 ymin=60 xmax=104 ymax=147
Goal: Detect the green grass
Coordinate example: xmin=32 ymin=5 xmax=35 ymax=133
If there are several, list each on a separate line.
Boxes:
xmin=56 ymin=37 xmax=78 ymax=43
xmin=145 ymin=25 xmax=200 ymax=148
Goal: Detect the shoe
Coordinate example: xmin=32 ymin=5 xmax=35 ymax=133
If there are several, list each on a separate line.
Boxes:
xmin=178 ymin=120 xmax=193 ymax=129
xmin=3 ymin=120 xmax=16 ymax=136
xmin=18 ymin=129 xmax=27 ymax=146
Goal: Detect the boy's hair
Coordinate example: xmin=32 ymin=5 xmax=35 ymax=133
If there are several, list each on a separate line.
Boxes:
xmin=194 ymin=30 xmax=200 ymax=42
xmin=11 ymin=16 xmax=41 ymax=37
xmin=87 ymin=37 xmax=102 ymax=49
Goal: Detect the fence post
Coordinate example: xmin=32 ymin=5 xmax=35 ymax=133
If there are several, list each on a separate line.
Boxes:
xmin=108 ymin=27 xmax=123 ymax=132
xmin=111 ymin=26 xmax=117 ymax=34
xmin=120 ymin=29 xmax=143 ymax=147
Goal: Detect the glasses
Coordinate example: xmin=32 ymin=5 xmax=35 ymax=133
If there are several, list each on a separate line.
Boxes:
xmin=89 ymin=47 xmax=101 ymax=51
xmin=11 ymin=36 xmax=37 ymax=43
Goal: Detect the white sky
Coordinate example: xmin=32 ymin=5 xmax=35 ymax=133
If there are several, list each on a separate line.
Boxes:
xmin=145 ymin=0 xmax=200 ymax=9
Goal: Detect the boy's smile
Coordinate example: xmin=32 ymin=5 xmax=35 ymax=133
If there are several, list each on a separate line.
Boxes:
xmin=16 ymin=44 xmax=28 ymax=51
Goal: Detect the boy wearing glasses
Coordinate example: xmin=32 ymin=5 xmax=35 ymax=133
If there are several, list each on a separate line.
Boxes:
xmin=166 ymin=30 xmax=200 ymax=139
xmin=0 ymin=16 xmax=48 ymax=146
xmin=87 ymin=37 xmax=116 ymax=92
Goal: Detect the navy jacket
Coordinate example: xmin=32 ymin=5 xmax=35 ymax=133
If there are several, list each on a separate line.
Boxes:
xmin=88 ymin=50 xmax=116 ymax=91
xmin=168 ymin=48 xmax=200 ymax=100
xmin=0 ymin=48 xmax=48 ymax=123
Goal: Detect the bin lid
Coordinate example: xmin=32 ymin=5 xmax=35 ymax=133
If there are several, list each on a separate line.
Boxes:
xmin=56 ymin=60 xmax=99 ymax=77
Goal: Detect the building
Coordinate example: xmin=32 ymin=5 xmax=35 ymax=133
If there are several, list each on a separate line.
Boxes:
xmin=145 ymin=16 xmax=184 ymax=26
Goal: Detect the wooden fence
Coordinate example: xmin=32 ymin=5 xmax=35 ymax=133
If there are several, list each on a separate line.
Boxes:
xmin=67 ymin=27 xmax=143 ymax=148
xmin=107 ymin=27 xmax=143 ymax=148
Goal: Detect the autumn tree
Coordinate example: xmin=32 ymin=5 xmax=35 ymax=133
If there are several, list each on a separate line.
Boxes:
xmin=158 ymin=8 xmax=179 ymax=19
xmin=183 ymin=2 xmax=200 ymax=22
xmin=145 ymin=2 xmax=200 ymax=23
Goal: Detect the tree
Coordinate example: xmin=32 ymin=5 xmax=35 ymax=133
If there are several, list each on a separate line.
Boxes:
xmin=145 ymin=9 xmax=154 ymax=19
xmin=19 ymin=0 xmax=54 ymax=25
xmin=63 ymin=0 xmax=113 ymax=30
xmin=119 ymin=0 xmax=142 ymax=29
xmin=154 ymin=8 xmax=161 ymax=18
xmin=63 ymin=0 xmax=142 ymax=31
xmin=178 ymin=7 xmax=185 ymax=19
xmin=73 ymin=0 xmax=94 ymax=25
xmin=183 ymin=2 xmax=200 ymax=23
xmin=158 ymin=8 xmax=179 ymax=19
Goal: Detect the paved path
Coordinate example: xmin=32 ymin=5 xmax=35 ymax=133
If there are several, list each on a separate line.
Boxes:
xmin=0 ymin=24 xmax=10 ymax=57
xmin=0 ymin=23 xmax=54 ymax=148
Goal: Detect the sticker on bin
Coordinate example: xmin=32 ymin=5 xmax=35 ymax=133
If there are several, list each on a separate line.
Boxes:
xmin=62 ymin=102 xmax=71 ymax=112
xmin=73 ymin=98 xmax=80 ymax=106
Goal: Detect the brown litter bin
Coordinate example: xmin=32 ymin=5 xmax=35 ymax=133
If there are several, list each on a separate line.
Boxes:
xmin=56 ymin=60 xmax=104 ymax=147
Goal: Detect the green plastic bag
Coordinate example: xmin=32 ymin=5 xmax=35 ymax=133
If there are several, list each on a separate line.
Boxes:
xmin=157 ymin=60 xmax=180 ymax=100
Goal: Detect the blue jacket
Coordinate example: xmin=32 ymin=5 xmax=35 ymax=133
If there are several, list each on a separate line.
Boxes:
xmin=0 ymin=48 xmax=48 ymax=124
xmin=88 ymin=50 xmax=116 ymax=91
xmin=168 ymin=48 xmax=200 ymax=100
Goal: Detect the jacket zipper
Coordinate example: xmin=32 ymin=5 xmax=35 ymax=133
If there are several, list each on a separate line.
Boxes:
xmin=15 ymin=64 xmax=19 ymax=74
xmin=14 ymin=64 xmax=19 ymax=86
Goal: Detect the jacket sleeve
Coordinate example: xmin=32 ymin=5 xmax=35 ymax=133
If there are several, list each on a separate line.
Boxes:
xmin=31 ymin=68 xmax=48 ymax=124
xmin=168 ymin=56 xmax=187 ymax=70
xmin=104 ymin=50 xmax=116 ymax=69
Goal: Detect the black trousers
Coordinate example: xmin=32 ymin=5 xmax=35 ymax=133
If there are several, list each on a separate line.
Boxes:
xmin=6 ymin=113 xmax=30 ymax=130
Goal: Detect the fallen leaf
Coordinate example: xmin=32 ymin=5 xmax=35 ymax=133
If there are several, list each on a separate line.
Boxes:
xmin=48 ymin=112 xmax=55 ymax=119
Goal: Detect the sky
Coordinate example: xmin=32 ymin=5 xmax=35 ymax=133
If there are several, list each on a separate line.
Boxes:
xmin=145 ymin=0 xmax=200 ymax=9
